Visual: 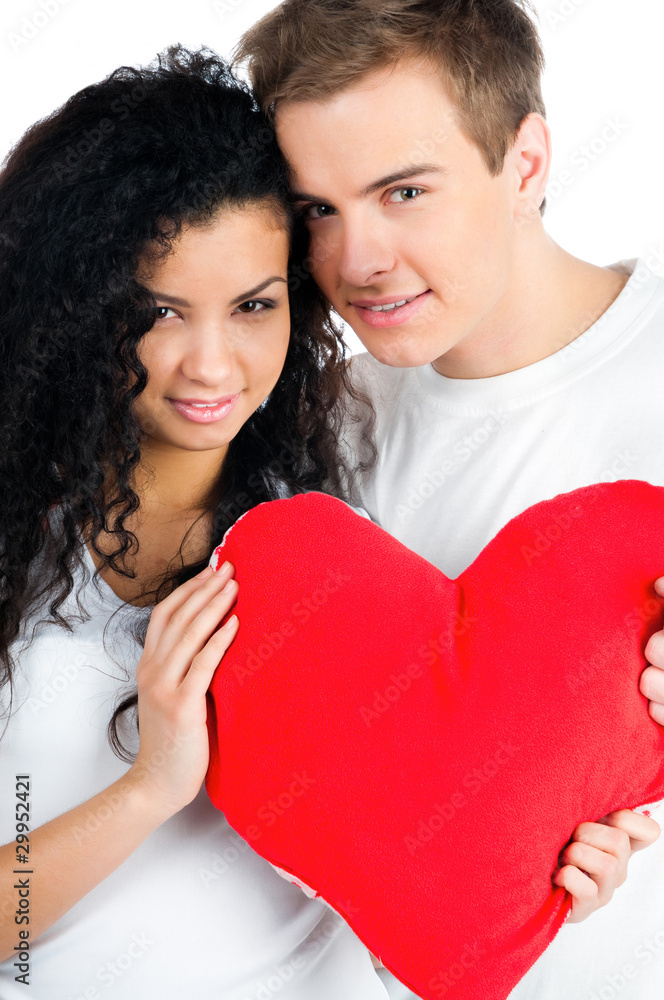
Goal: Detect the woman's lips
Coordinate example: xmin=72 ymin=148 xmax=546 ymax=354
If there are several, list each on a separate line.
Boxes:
xmin=169 ymin=395 xmax=240 ymax=424
xmin=351 ymin=290 xmax=432 ymax=329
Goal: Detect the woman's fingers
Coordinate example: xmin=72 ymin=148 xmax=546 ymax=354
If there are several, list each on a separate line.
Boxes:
xmin=141 ymin=563 xmax=236 ymax=675
xmin=142 ymin=563 xmax=232 ymax=654
xmin=182 ymin=612 xmax=240 ymax=694
xmin=167 ymin=576 xmax=239 ymax=679
xmin=130 ymin=562 xmax=240 ymax=816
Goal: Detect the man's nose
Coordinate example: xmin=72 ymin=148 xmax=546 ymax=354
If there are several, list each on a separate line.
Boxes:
xmin=335 ymin=215 xmax=397 ymax=289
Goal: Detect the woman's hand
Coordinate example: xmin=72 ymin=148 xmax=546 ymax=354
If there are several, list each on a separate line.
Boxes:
xmin=553 ymin=809 xmax=660 ymax=922
xmin=129 ymin=561 xmax=239 ymax=820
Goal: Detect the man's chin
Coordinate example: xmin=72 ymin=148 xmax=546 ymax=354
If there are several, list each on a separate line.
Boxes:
xmin=355 ymin=335 xmax=448 ymax=371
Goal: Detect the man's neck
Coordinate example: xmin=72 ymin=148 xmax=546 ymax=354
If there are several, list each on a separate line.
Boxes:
xmin=432 ymin=238 xmax=629 ymax=380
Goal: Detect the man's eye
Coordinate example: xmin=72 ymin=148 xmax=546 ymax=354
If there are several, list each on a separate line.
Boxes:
xmin=388 ymin=187 xmax=424 ymax=203
xmin=234 ymin=300 xmax=269 ymax=314
xmin=304 ymin=204 xmax=337 ymax=220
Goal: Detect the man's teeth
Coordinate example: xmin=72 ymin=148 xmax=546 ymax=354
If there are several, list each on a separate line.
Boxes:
xmin=367 ymin=296 xmax=416 ymax=312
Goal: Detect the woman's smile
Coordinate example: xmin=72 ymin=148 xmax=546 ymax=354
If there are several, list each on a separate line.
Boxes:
xmin=168 ymin=394 xmax=241 ymax=423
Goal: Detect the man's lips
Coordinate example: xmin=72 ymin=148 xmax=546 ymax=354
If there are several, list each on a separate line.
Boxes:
xmin=169 ymin=395 xmax=240 ymax=424
xmin=350 ymin=291 xmax=432 ymax=328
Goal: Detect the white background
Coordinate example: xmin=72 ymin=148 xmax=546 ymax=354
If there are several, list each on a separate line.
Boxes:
xmin=0 ymin=0 xmax=662 ymax=353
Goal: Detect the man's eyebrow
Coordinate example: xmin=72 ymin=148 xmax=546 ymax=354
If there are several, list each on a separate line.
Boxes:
xmin=291 ymin=164 xmax=444 ymax=204
xmin=359 ymin=164 xmax=444 ymax=198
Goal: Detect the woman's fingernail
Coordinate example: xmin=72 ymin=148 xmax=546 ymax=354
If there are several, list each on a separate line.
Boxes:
xmin=197 ymin=566 xmax=214 ymax=578
xmin=222 ymin=614 xmax=239 ymax=630
xmin=215 ymin=560 xmax=231 ymax=575
xmin=221 ymin=578 xmax=236 ymax=594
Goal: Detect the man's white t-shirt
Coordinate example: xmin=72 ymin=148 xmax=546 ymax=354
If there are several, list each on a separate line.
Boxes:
xmin=344 ymin=258 xmax=664 ymax=1000
xmin=0 ymin=547 xmax=389 ymax=999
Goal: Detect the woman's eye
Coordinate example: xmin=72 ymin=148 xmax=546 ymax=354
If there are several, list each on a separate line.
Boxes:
xmin=233 ymin=299 xmax=269 ymax=314
xmin=304 ymin=204 xmax=337 ymax=221
xmin=154 ymin=306 xmax=177 ymax=321
xmin=388 ymin=187 xmax=424 ymax=204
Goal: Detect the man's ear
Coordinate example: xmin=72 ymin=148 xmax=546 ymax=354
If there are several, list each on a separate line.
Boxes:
xmin=508 ymin=113 xmax=552 ymax=222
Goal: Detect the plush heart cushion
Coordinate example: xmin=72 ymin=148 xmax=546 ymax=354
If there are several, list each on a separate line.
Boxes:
xmin=205 ymin=480 xmax=664 ymax=1000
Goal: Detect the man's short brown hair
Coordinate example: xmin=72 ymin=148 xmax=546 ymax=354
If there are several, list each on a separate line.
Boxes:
xmin=236 ymin=0 xmax=546 ymax=176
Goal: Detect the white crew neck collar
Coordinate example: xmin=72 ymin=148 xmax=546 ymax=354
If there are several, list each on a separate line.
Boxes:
xmin=415 ymin=259 xmax=661 ymax=414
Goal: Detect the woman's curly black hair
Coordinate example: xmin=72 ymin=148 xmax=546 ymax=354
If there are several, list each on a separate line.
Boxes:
xmin=0 ymin=45 xmax=375 ymax=755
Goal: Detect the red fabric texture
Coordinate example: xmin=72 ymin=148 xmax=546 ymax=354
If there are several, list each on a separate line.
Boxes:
xmin=205 ymin=480 xmax=664 ymax=1000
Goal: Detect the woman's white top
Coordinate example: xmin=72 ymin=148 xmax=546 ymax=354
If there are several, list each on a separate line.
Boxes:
xmin=0 ymin=546 xmax=387 ymax=999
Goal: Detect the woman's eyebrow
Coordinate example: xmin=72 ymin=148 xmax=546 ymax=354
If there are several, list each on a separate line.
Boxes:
xmin=230 ymin=276 xmax=288 ymax=306
xmin=150 ymin=291 xmax=190 ymax=307
xmin=148 ymin=277 xmax=288 ymax=310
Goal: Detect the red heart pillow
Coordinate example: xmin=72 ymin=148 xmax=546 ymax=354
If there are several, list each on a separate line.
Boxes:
xmin=205 ymin=480 xmax=664 ymax=1000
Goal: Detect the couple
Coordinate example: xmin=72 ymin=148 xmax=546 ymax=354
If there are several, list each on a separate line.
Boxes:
xmin=1 ymin=2 xmax=664 ymax=998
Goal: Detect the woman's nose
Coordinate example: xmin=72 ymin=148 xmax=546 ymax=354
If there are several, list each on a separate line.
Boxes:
xmin=180 ymin=323 xmax=235 ymax=386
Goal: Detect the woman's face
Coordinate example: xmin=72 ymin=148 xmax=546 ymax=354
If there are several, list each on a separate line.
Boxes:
xmin=134 ymin=204 xmax=291 ymax=462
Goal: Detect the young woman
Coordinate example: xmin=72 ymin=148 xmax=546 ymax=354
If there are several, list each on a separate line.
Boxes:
xmin=0 ymin=47 xmax=384 ymax=999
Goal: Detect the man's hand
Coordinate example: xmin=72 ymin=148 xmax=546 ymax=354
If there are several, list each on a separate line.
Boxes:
xmin=639 ymin=578 xmax=664 ymax=725
xmin=553 ymin=810 xmax=660 ymax=922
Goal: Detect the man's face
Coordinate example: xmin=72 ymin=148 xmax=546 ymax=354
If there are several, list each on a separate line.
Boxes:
xmin=276 ymin=60 xmax=526 ymax=375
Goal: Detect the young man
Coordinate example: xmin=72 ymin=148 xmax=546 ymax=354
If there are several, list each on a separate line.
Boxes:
xmin=238 ymin=2 xmax=664 ymax=997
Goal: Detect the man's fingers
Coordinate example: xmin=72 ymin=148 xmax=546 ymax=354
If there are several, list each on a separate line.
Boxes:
xmin=560 ymin=840 xmax=625 ymax=892
xmin=570 ymin=820 xmax=630 ymax=855
xmin=644 ymin=631 xmax=664 ymax=669
xmin=552 ymin=865 xmax=597 ymax=923
xmin=638 ymin=628 xmax=664 ymax=723
xmin=598 ymin=809 xmax=660 ymax=851
xmin=640 ymin=662 xmax=664 ymax=702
